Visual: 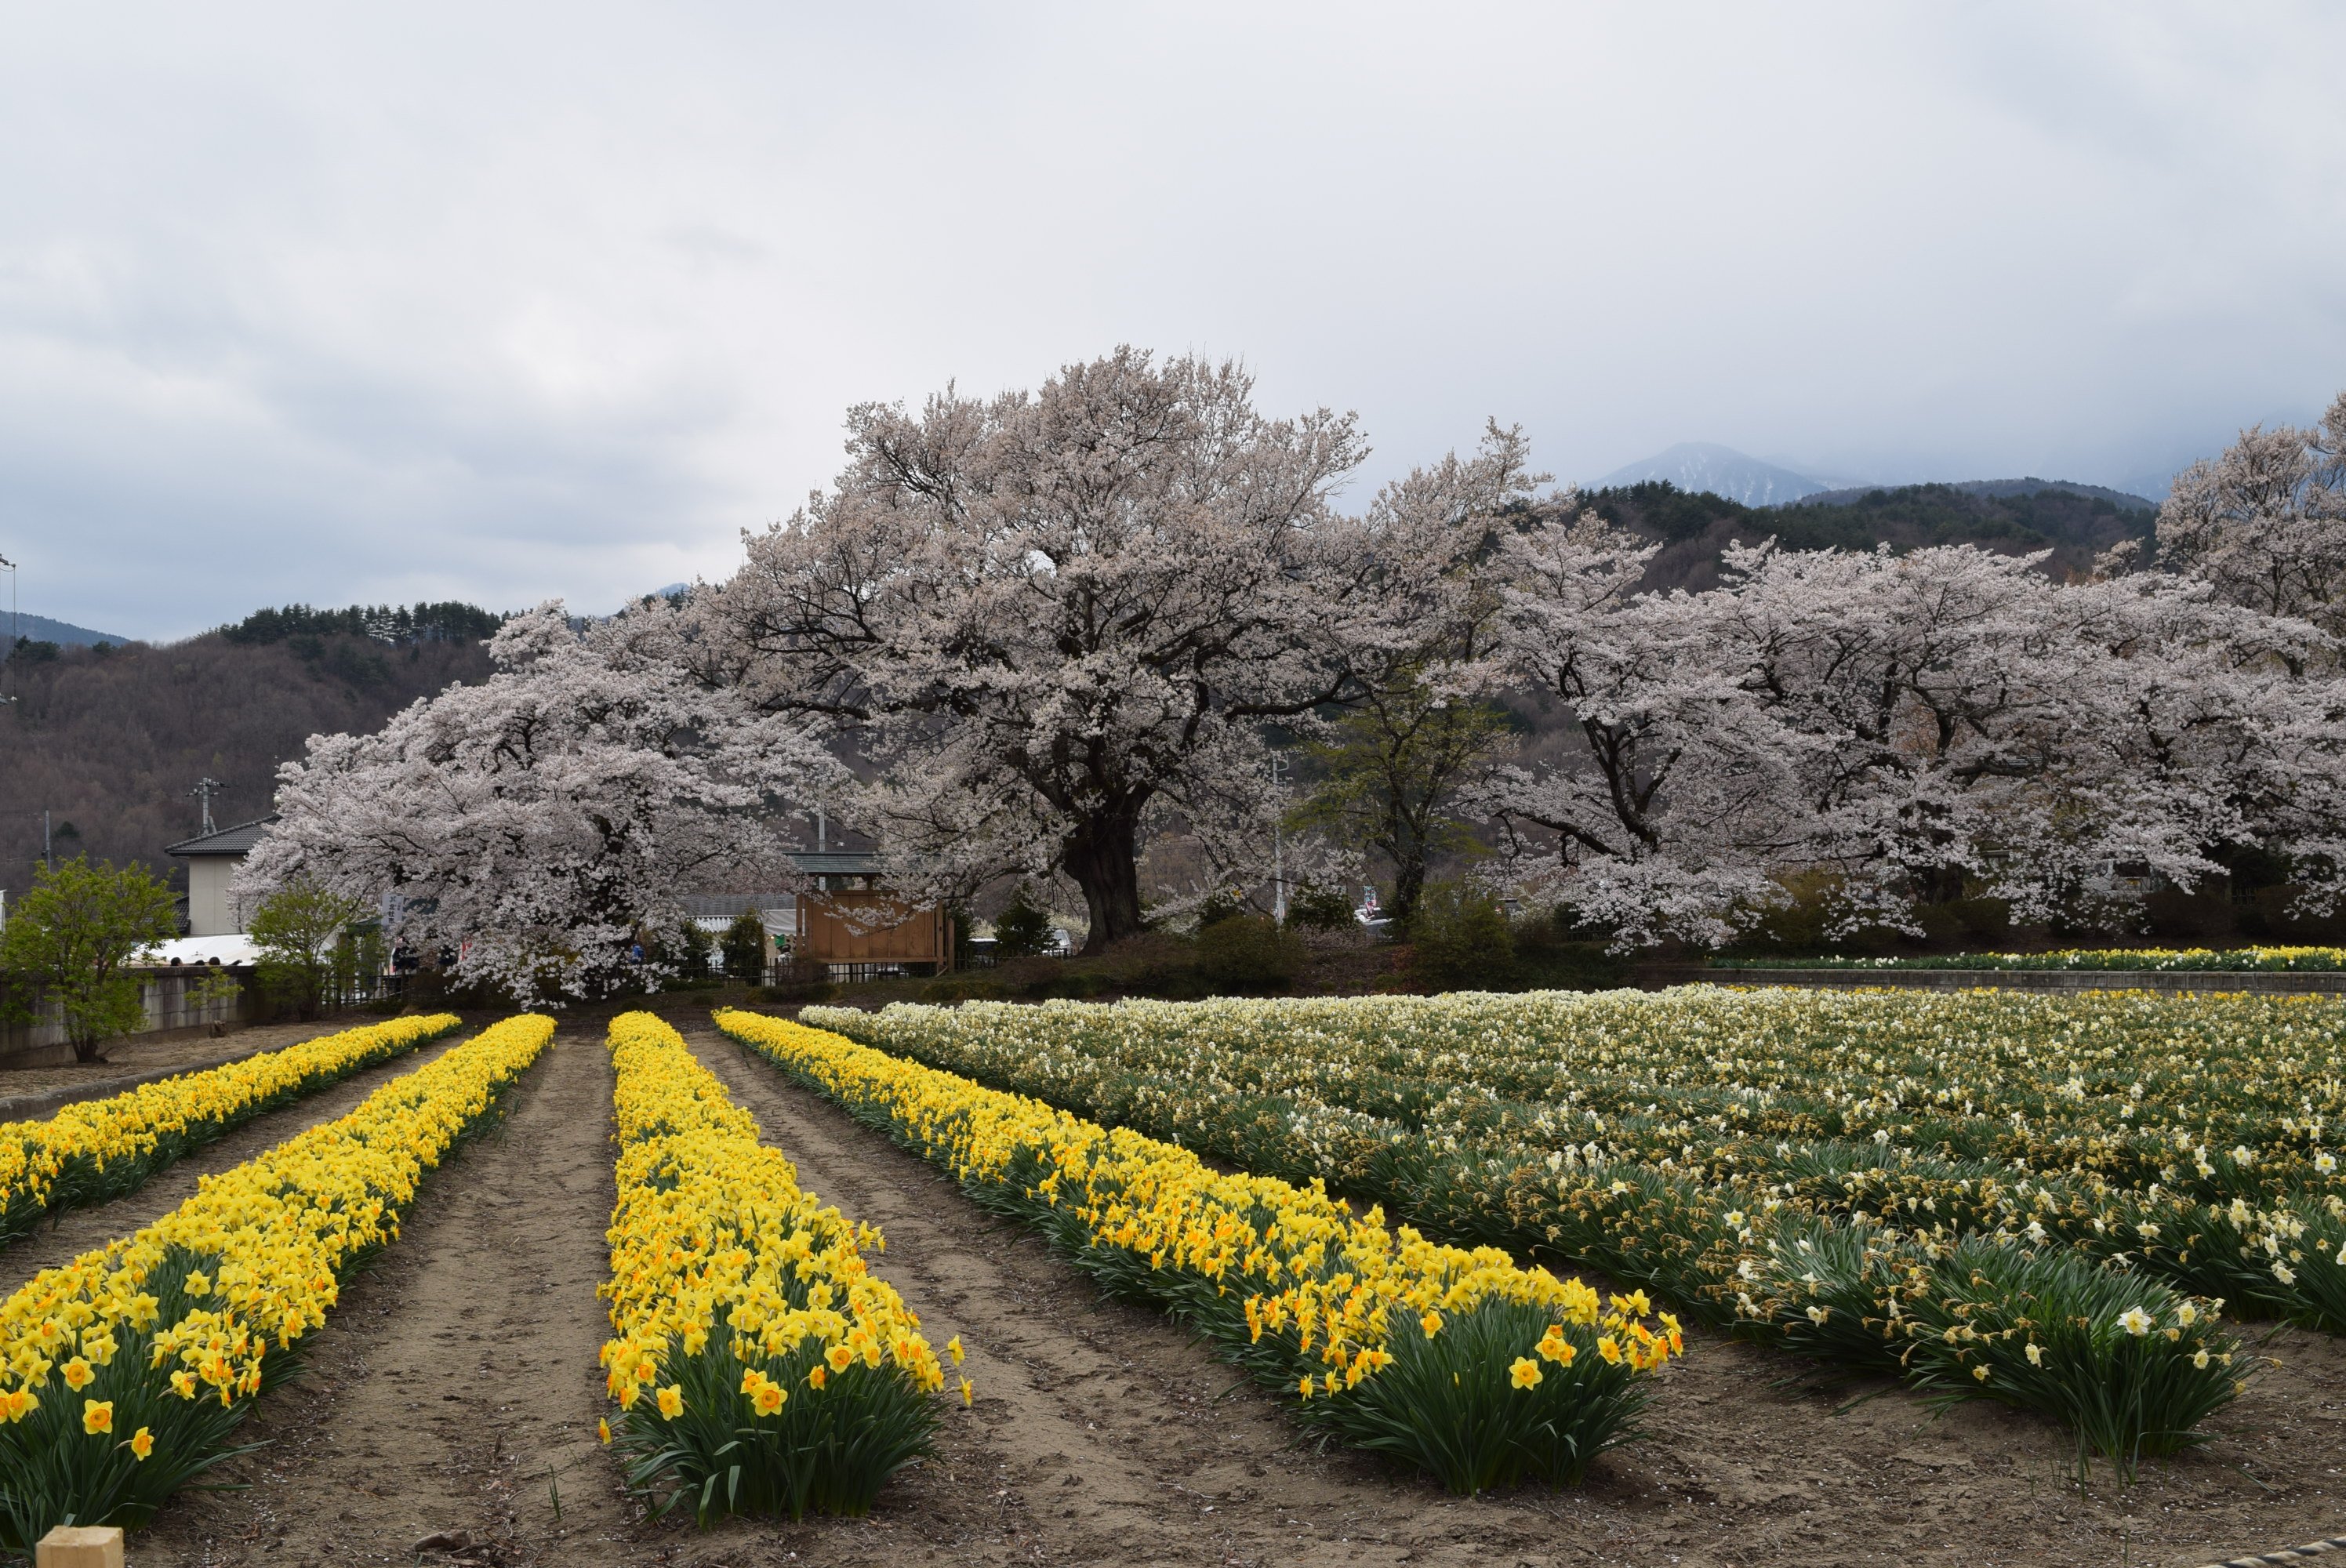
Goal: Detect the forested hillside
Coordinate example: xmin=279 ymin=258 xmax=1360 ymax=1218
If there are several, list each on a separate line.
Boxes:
xmin=1589 ymin=478 xmax=2157 ymax=590
xmin=0 ymin=605 xmax=499 ymax=892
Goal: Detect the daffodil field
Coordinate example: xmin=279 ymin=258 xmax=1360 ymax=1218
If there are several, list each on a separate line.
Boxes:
xmin=718 ymin=1009 xmax=1680 ymax=1494
xmin=1715 ymin=947 xmax=2346 ymax=972
xmin=0 ymin=1013 xmax=551 ymax=1547
xmin=0 ymin=1013 xmax=461 ymax=1249
xmin=800 ymin=988 xmax=2344 ymax=1472
xmin=599 ymin=1013 xmax=953 ymax=1522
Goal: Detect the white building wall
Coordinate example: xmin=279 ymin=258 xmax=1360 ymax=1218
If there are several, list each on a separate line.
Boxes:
xmin=186 ymin=857 xmax=248 ymax=937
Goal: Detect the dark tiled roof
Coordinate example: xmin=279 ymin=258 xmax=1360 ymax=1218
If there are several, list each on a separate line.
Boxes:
xmin=680 ymin=894 xmax=797 ymax=920
xmin=787 ymin=851 xmax=887 ymax=876
xmin=163 ymin=815 xmax=279 ymax=858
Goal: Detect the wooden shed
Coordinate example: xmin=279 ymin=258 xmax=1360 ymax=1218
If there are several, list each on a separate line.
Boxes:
xmin=786 ymin=851 xmax=954 ymax=979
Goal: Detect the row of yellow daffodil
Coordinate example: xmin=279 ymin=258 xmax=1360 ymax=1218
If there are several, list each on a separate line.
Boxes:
xmin=715 ymin=1009 xmax=1678 ymax=1494
xmin=598 ymin=1012 xmax=952 ymax=1522
xmin=0 ymin=1012 xmax=552 ymax=1546
xmin=804 ymin=992 xmax=2259 ymax=1475
xmin=0 ymin=1012 xmax=461 ymax=1250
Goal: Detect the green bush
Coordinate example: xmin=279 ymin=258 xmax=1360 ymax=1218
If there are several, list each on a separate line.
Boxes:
xmin=1284 ymin=886 xmax=1356 ymax=933
xmin=1407 ymin=883 xmax=1516 ymax=993
xmin=1511 ymin=918 xmax=1629 ymax=991
xmin=991 ymin=885 xmax=1055 ymax=957
xmin=721 ymin=913 xmax=769 ymax=984
xmin=1193 ymin=915 xmax=1302 ymax=993
xmin=1194 ymin=889 xmax=1250 ymax=930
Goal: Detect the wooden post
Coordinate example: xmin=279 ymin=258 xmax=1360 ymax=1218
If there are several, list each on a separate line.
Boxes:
xmin=36 ymin=1526 xmax=124 ymax=1568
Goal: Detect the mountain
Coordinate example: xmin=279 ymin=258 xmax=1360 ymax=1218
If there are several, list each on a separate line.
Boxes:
xmin=6 ymin=612 xmax=133 ymax=648
xmin=1799 ymin=477 xmax=2160 ymax=513
xmin=1594 ymin=443 xmax=1828 ymax=507
xmin=0 ymin=611 xmax=498 ymax=892
xmin=1579 ymin=479 xmax=2159 ymax=593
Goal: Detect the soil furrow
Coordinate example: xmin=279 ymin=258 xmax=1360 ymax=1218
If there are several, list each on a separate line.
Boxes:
xmin=2 ymin=1026 xmax=477 ymax=1294
xmin=138 ymin=1022 xmax=634 ymax=1568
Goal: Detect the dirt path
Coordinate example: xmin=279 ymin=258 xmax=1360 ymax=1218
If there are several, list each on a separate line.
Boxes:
xmin=137 ymin=1022 xmax=636 ymax=1568
xmin=1 ymin=1029 xmax=476 ymax=1294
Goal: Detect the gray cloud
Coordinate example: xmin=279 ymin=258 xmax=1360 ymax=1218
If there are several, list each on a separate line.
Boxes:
xmin=3 ymin=2 xmax=2342 ymax=637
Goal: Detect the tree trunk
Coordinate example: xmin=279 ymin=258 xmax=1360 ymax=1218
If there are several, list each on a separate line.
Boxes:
xmin=1388 ymin=853 xmax=1428 ymax=929
xmin=1063 ymin=809 xmax=1146 ymax=956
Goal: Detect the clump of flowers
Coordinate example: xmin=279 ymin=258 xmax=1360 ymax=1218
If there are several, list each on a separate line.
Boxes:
xmin=0 ymin=1012 xmax=460 ymax=1247
xmin=599 ymin=1013 xmax=950 ymax=1523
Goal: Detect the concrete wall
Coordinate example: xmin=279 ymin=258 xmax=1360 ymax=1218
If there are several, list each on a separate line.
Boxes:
xmin=185 ymin=856 xmax=248 ymax=938
xmin=0 ymin=967 xmax=255 ymax=1068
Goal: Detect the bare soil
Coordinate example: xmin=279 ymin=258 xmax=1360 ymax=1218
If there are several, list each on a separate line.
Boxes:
xmin=112 ymin=1007 xmax=2346 ymax=1566
xmin=0 ymin=1018 xmax=374 ymax=1105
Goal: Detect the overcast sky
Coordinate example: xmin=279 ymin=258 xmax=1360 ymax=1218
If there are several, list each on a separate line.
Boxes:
xmin=4 ymin=4 xmax=2342 ymax=641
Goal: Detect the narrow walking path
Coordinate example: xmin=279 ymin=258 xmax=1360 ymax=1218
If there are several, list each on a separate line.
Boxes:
xmin=139 ymin=1022 xmax=637 ymax=1567
xmin=1 ymin=1029 xmax=474 ymax=1294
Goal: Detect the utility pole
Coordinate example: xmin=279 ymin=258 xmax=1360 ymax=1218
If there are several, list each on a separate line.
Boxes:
xmin=42 ymin=809 xmax=50 ymax=873
xmin=191 ymin=777 xmax=223 ymax=837
xmin=0 ymin=551 xmax=16 ymax=707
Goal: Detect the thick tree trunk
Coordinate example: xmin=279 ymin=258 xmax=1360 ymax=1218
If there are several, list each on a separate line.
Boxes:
xmin=1063 ymin=810 xmax=1146 ymax=956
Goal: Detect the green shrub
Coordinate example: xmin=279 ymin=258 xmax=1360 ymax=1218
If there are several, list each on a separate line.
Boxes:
xmin=1194 ymin=915 xmax=1302 ymax=993
xmin=992 ymin=885 xmax=1055 ymax=957
xmin=1407 ymin=883 xmax=1516 ymax=993
xmin=721 ymin=913 xmax=768 ymax=983
xmin=1194 ymin=889 xmax=1250 ymax=930
xmin=1284 ymin=886 xmax=1356 ymax=932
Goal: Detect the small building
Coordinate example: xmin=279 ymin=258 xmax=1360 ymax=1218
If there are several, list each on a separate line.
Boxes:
xmin=787 ymin=851 xmax=954 ymax=979
xmin=164 ymin=815 xmax=277 ymax=938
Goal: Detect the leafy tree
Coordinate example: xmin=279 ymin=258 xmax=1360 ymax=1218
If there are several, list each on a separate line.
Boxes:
xmin=250 ymin=877 xmax=376 ymax=1021
xmin=720 ymin=912 xmax=768 ymax=983
xmin=1294 ymin=678 xmax=1513 ymax=927
xmin=674 ymin=920 xmax=715 ymax=980
xmin=0 ymin=856 xmax=178 ymax=1062
xmin=990 ymin=884 xmax=1055 ymax=958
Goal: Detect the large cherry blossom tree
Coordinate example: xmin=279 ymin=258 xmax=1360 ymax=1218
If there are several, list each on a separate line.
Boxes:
xmin=234 ymin=603 xmax=838 ymax=1000
xmin=703 ymin=348 xmax=1378 ymax=952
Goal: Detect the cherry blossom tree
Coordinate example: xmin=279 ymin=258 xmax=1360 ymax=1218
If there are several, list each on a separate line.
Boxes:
xmin=703 ymin=348 xmax=1373 ymax=953
xmin=1477 ymin=524 xmax=2346 ymax=945
xmin=234 ymin=603 xmax=838 ymax=1001
xmin=2154 ymin=390 xmax=2346 ymax=647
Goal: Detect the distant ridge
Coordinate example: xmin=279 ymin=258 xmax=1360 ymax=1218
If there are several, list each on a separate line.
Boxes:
xmin=1798 ymin=477 xmax=2159 ymax=514
xmin=1594 ymin=442 xmax=1827 ymax=508
xmin=7 ymin=612 xmax=133 ymax=647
